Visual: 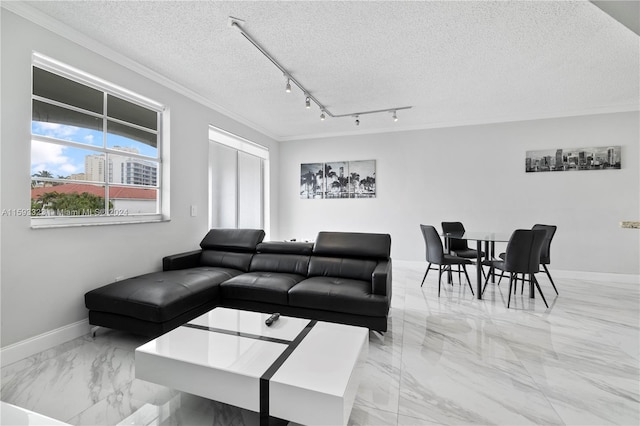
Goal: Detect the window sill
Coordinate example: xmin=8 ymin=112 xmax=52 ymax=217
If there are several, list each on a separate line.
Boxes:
xmin=30 ymin=214 xmax=169 ymax=229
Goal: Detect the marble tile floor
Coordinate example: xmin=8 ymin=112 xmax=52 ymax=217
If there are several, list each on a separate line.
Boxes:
xmin=1 ymin=261 xmax=639 ymax=425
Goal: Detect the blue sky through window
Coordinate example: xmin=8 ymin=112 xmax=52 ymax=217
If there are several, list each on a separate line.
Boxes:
xmin=31 ymin=121 xmax=157 ymax=177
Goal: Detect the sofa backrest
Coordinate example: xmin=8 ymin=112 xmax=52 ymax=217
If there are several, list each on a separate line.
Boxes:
xmin=199 ymin=229 xmax=265 ymax=272
xmin=308 ymin=232 xmax=391 ymax=281
xmin=312 ymin=232 xmax=391 ymax=258
xmin=200 ymin=228 xmax=265 ymax=251
xmin=250 ymin=241 xmax=313 ymax=275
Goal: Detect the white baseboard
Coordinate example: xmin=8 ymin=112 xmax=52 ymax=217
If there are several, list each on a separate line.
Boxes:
xmin=1 ymin=319 xmax=90 ymax=368
xmin=394 ymin=260 xmax=639 ymax=284
xmin=550 ymin=269 xmax=639 ymax=284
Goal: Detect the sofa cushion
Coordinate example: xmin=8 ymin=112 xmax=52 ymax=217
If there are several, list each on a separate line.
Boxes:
xmin=200 ymin=228 xmax=265 ymax=252
xmin=250 ymin=253 xmax=310 ymax=276
xmin=288 ymin=276 xmax=389 ymax=317
xmin=220 ymin=272 xmax=305 ymax=305
xmin=200 ymin=250 xmax=254 ymax=272
xmin=308 ymin=256 xmax=377 ymax=282
xmin=313 ymin=232 xmax=391 ymax=259
xmin=85 ymin=267 xmax=239 ymax=322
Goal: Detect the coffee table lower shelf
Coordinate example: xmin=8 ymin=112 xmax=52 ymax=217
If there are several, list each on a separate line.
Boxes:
xmin=135 ymin=308 xmax=369 ymax=426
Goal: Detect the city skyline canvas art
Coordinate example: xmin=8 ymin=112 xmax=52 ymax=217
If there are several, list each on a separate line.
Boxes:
xmin=526 ymin=146 xmax=621 ymax=172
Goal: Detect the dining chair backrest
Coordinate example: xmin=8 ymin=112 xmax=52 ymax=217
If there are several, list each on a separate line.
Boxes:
xmin=441 ymin=221 xmax=467 ymax=251
xmin=503 ymin=229 xmax=547 ymax=274
xmin=420 ymin=224 xmax=445 ymax=264
xmin=532 ymin=224 xmax=556 ymax=265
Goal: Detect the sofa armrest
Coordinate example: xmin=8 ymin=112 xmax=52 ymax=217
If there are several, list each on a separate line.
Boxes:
xmin=372 ymin=259 xmax=392 ymax=297
xmin=162 ymin=250 xmax=202 ymax=271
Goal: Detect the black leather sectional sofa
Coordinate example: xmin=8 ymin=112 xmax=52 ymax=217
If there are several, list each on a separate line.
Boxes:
xmin=85 ymin=229 xmax=392 ymax=337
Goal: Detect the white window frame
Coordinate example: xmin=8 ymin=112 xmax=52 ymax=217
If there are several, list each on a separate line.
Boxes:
xmin=30 ymin=53 xmax=170 ymax=228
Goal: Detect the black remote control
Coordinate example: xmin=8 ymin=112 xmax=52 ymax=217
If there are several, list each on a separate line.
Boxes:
xmin=265 ymin=313 xmax=280 ymax=326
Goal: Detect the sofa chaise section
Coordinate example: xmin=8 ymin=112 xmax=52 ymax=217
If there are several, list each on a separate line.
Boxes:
xmin=85 ymin=228 xmax=265 ymax=337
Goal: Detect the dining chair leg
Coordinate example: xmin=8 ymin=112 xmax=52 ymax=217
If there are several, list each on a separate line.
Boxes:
xmin=532 ymin=275 xmax=549 ymax=308
xmin=482 ymin=268 xmax=492 ymax=295
xmin=507 ymin=273 xmax=514 ymax=308
xmin=438 ymin=266 xmax=443 ymax=297
xmin=458 ymin=266 xmax=462 ymax=285
xmin=421 ymin=263 xmax=432 ymax=287
xmin=543 ymin=265 xmax=559 ymax=295
xmin=497 ymin=270 xmax=505 ymax=285
xmin=462 ymin=265 xmax=474 ymax=296
xmin=521 ymin=273 xmax=525 ymax=295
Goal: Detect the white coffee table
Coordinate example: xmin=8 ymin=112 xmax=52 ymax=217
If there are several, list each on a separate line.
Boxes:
xmin=135 ymin=307 xmax=369 ymax=426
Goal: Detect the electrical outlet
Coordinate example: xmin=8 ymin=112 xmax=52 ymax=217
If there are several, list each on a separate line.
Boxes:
xmin=190 ymin=205 xmax=197 ymax=217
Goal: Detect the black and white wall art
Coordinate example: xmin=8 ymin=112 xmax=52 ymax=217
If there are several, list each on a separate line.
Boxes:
xmin=526 ymin=146 xmax=621 ymax=172
xmin=300 ymin=160 xmax=376 ymax=199
xmin=300 ymin=163 xmax=323 ymax=199
xmin=348 ymin=160 xmax=376 ymax=198
xmin=324 ymin=161 xmax=349 ymax=198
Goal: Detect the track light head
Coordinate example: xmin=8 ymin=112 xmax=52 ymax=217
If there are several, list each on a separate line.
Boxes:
xmin=285 ymin=78 xmax=291 ymax=93
xmin=355 ymin=115 xmax=360 ymax=126
xmin=320 ymin=111 xmax=326 ymax=121
xmin=392 ymin=110 xmax=398 ymax=122
xmin=305 ymin=96 xmax=311 ymax=109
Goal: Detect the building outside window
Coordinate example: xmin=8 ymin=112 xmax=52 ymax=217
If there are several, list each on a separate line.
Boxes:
xmin=30 ymin=53 xmax=167 ymax=226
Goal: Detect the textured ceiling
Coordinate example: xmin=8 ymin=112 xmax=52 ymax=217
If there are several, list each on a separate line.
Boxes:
xmin=13 ymin=0 xmax=640 ymax=140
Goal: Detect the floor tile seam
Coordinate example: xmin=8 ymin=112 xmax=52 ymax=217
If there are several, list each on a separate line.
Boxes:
xmin=391 ymin=301 xmax=407 ymax=418
xmin=351 ymin=400 xmax=399 ymax=419
xmin=507 ymin=339 xmax=568 ymax=426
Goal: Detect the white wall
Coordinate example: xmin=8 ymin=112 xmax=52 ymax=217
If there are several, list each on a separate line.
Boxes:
xmin=0 ymin=10 xmax=279 ymax=348
xmin=278 ymin=112 xmax=639 ymax=275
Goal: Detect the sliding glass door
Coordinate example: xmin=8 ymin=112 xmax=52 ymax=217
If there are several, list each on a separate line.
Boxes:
xmin=209 ymin=127 xmax=268 ymax=232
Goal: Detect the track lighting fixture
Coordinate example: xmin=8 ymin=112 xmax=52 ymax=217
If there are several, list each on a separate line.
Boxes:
xmin=230 ymin=17 xmax=411 ymax=124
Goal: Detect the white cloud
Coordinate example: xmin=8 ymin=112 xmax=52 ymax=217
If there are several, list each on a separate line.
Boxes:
xmin=33 ymin=122 xmax=81 ymax=140
xmin=30 ymin=140 xmax=80 ymax=175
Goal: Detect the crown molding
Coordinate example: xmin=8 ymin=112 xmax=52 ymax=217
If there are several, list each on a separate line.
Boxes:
xmin=1 ymin=1 xmax=283 ymax=142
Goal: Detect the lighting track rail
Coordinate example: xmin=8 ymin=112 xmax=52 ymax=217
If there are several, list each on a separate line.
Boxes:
xmin=229 ymin=17 xmax=412 ymax=124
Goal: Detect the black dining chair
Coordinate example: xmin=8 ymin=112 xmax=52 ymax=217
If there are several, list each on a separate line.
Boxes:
xmin=441 ymin=222 xmax=485 ymax=259
xmin=420 ymin=224 xmax=474 ymax=297
xmin=482 ymin=229 xmax=548 ymax=308
xmin=497 ymin=224 xmax=558 ymax=295
xmin=532 ymin=224 xmax=558 ymax=295
xmin=441 ymin=221 xmax=486 ymax=282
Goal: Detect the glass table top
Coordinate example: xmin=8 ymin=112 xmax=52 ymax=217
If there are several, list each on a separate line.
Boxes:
xmin=443 ymin=231 xmax=512 ymax=242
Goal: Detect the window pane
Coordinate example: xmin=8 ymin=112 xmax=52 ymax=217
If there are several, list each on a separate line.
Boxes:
xmin=31 ymin=141 xmax=105 ymax=182
xmin=108 ymin=153 xmax=158 ymax=187
xmin=107 ymin=94 xmax=157 ymax=130
xmin=33 ymin=67 xmax=103 ymax=114
xmin=31 ymin=182 xmax=107 ymax=216
xmin=107 ymin=121 xmax=157 ymax=157
xmin=32 ymin=100 xmax=103 ymax=147
xmin=108 ymin=185 xmax=158 ymax=214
